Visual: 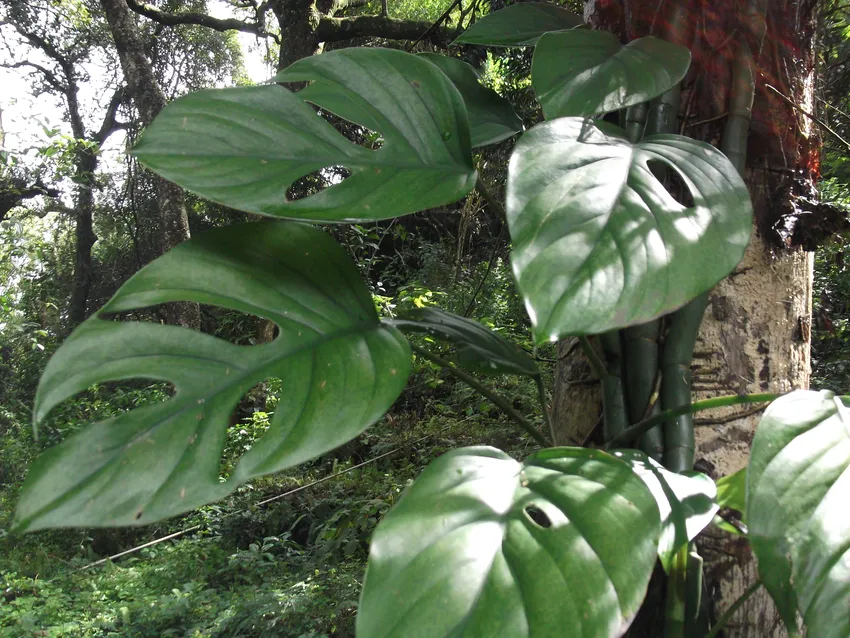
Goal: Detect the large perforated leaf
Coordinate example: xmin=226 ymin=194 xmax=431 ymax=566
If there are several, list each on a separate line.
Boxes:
xmin=532 ymin=31 xmax=690 ymax=118
xmin=453 ymin=2 xmax=583 ymax=46
xmin=357 ymin=446 xmax=660 ymax=638
xmin=419 ymin=53 xmax=523 ymax=147
xmin=14 ymin=222 xmax=410 ymax=531
xmin=132 ymin=48 xmax=476 ymax=223
xmin=747 ymin=390 xmax=850 ymax=638
xmin=506 ymin=117 xmax=752 ymax=342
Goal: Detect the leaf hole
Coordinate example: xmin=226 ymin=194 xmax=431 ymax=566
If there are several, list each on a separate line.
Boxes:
xmin=524 ymin=504 xmax=552 ymax=528
xmin=202 ymin=307 xmax=280 ymax=346
xmin=220 ymin=381 xmax=277 ymax=480
xmin=306 ymin=103 xmax=384 ymax=150
xmin=38 ymin=380 xmax=174 ymax=441
xmin=647 ymin=160 xmax=695 ymax=209
xmin=286 ymin=165 xmax=352 ymax=202
xmin=103 ymin=307 xmax=280 ymax=347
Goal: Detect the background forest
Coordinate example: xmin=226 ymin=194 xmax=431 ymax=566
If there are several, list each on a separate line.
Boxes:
xmin=0 ymin=0 xmax=848 ymax=636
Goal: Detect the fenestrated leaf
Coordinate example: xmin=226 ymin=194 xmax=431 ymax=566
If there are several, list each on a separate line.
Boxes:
xmin=532 ymin=31 xmax=691 ymax=118
xmin=453 ymin=2 xmax=583 ymax=46
xmin=14 ymin=222 xmax=410 ymax=531
xmin=747 ymin=390 xmax=850 ymax=638
xmin=613 ymin=449 xmax=718 ymax=571
xmin=418 ymin=53 xmax=523 ymax=147
xmin=357 ymin=446 xmax=660 ymax=638
xmin=133 ymin=48 xmax=476 ymax=223
xmin=386 ymin=308 xmax=538 ymax=377
xmin=506 ymin=117 xmax=752 ymax=342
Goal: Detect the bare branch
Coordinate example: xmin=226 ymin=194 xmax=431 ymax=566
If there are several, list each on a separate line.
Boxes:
xmin=0 ymin=60 xmax=66 ymax=92
xmin=316 ymin=14 xmax=459 ymax=45
xmin=94 ymin=86 xmax=129 ymax=144
xmin=125 ymin=0 xmax=276 ymax=40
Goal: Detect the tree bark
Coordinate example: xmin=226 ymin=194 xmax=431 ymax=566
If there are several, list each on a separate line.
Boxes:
xmin=100 ymin=0 xmax=199 ymax=328
xmin=555 ymin=1 xmax=820 ymax=635
xmin=68 ymin=147 xmax=98 ymax=326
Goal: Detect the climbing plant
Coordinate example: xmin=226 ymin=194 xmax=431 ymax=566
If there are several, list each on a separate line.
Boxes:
xmin=13 ymin=4 xmax=849 ymax=637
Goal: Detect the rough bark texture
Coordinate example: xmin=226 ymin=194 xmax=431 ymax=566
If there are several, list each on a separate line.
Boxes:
xmin=552 ymin=338 xmax=601 ymax=444
xmin=100 ymin=0 xmax=199 ymax=328
xmin=558 ymin=1 xmax=819 ymax=635
xmin=694 ymin=230 xmax=812 ymax=638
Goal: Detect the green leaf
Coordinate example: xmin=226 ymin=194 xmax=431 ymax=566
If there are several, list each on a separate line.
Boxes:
xmin=133 ymin=48 xmax=476 ymax=223
xmin=532 ymin=31 xmax=691 ymax=118
xmin=716 ymin=468 xmax=746 ymax=514
xmin=386 ymin=308 xmax=538 ymax=377
xmin=418 ymin=53 xmax=523 ymax=148
xmin=357 ymin=446 xmax=660 ymax=638
xmin=506 ymin=117 xmax=752 ymax=342
xmin=747 ymin=390 xmax=850 ymax=638
xmin=713 ymin=468 xmax=748 ymax=535
xmin=453 ymin=2 xmax=584 ymax=46
xmin=613 ymin=449 xmax=718 ymax=571
xmin=14 ymin=222 xmax=410 ymax=531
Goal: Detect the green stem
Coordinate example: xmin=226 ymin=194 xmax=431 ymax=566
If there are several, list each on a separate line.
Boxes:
xmin=684 ymin=548 xmax=708 ymax=636
xmin=410 ymin=343 xmax=550 ymax=447
xmin=605 ymin=393 xmax=779 ymax=450
xmin=661 ymin=292 xmax=708 ymax=472
xmin=621 ymin=84 xmax=679 ymax=462
xmin=664 ymin=544 xmax=689 ymax=638
xmin=646 ymin=85 xmax=681 ymax=140
xmin=704 ymin=580 xmax=763 ymax=638
xmin=625 ymin=103 xmax=648 ymax=143
xmin=624 ymin=321 xmax=663 ymax=462
xmin=475 ymin=176 xmax=507 ymax=221
xmin=599 ymin=331 xmax=629 ymax=441
xmin=721 ymin=0 xmax=765 ymax=174
xmin=583 ymin=335 xmax=629 ymax=441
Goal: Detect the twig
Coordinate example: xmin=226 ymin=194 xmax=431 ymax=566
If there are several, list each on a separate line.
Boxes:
xmin=694 ymin=403 xmax=768 ymax=426
xmin=406 ymin=0 xmax=463 ymax=51
xmin=474 ymin=176 xmax=507 ymax=221
xmin=606 ymin=393 xmax=780 ymax=449
xmin=766 ymin=83 xmax=850 ymax=152
xmin=74 ymin=427 xmax=452 ymax=572
xmin=411 ymin=343 xmax=550 ymax=446
xmin=463 ymin=222 xmax=506 ymax=317
xmin=704 ymin=580 xmax=764 ymax=638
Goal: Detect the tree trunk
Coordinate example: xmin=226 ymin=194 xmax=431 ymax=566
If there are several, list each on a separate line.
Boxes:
xmin=68 ymin=148 xmax=98 ymax=326
xmin=100 ymin=0 xmax=199 ymax=328
xmin=273 ymin=0 xmax=324 ymax=71
xmin=552 ymin=1 xmax=820 ymax=634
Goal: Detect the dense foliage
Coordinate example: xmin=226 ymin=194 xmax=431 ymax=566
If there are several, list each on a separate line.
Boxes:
xmin=2 ymin=0 xmax=849 ymax=637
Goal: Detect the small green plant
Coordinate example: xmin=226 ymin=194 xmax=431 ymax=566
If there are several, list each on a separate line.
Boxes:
xmin=12 ymin=4 xmax=848 ymax=638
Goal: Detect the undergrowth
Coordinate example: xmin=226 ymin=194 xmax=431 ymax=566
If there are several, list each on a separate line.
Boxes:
xmin=0 ymin=235 xmax=552 ymax=636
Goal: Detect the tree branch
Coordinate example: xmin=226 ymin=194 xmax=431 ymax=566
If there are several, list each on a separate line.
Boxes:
xmin=0 ymin=60 xmax=65 ymax=92
xmin=316 ymin=14 xmax=459 ymax=45
xmin=125 ymin=0 xmax=276 ymax=40
xmin=94 ymin=87 xmax=129 ymax=144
